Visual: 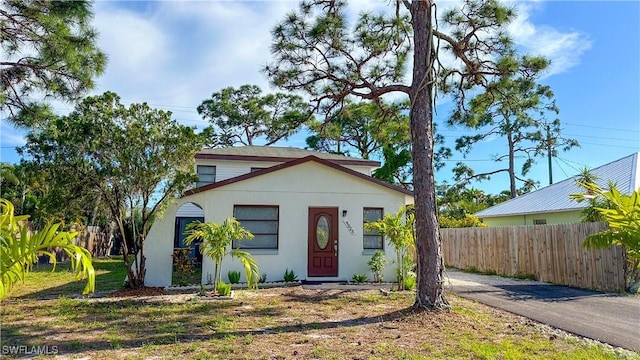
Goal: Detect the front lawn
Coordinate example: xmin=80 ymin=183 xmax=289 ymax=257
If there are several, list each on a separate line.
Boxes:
xmin=1 ymin=259 xmax=637 ymax=359
xmin=6 ymin=257 xmax=126 ymax=299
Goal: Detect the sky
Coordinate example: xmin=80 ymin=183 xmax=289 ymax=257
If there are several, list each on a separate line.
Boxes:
xmin=1 ymin=0 xmax=639 ymax=195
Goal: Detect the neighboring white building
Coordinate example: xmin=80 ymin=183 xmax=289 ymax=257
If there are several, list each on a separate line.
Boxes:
xmin=144 ymin=146 xmax=414 ymax=286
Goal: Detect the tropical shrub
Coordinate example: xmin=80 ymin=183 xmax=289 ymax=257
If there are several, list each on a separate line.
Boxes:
xmin=367 ymin=250 xmax=387 ymax=283
xmin=571 ymin=182 xmax=640 ymax=292
xmin=403 ymin=271 xmax=417 ymax=290
xmin=351 ymin=274 xmax=368 ymax=283
xmin=183 ymin=217 xmax=259 ymax=293
xmin=0 ymin=199 xmax=95 ymax=300
xmin=227 ymin=270 xmax=241 ymax=284
xmin=283 ymin=268 xmax=298 ymax=282
xmin=439 ymin=214 xmax=487 ymax=228
xmin=172 ymin=248 xmax=195 ymax=286
xmin=365 ymin=207 xmax=414 ymax=290
xmin=216 ymin=281 xmax=231 ymax=296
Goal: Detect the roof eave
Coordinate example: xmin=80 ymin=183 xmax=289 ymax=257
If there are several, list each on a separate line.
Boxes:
xmin=476 ymin=206 xmax=586 ymax=218
xmin=195 ymin=153 xmax=380 ymax=167
xmin=183 ymin=155 xmax=412 ymax=197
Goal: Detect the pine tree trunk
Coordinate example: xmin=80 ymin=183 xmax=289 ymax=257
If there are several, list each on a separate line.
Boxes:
xmin=410 ymin=0 xmax=448 ymax=311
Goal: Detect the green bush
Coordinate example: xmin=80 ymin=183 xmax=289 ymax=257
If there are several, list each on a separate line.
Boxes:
xmin=403 ymin=271 xmax=416 ymax=290
xmin=216 ymin=281 xmax=231 ymax=296
xmin=283 ymin=268 xmax=298 ymax=282
xmin=227 ymin=270 xmax=241 ymax=284
xmin=351 ymin=274 xmax=368 ymax=283
xmin=172 ymin=248 xmax=196 ymax=286
xmin=367 ymin=250 xmax=387 ymax=283
xmin=259 ymin=273 xmax=267 ymax=283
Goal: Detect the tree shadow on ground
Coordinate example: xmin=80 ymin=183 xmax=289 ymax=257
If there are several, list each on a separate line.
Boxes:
xmin=2 ymin=291 xmax=417 ymax=357
xmin=455 ymin=284 xmax=618 ymax=302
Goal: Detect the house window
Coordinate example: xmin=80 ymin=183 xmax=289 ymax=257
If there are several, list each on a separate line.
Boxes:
xmin=174 ymin=217 xmax=204 ymax=263
xmin=196 ymin=165 xmax=216 ymax=187
xmin=533 ymin=219 xmax=547 ymax=225
xmin=233 ymin=206 xmax=279 ymax=249
xmin=363 ymin=208 xmax=383 ymax=249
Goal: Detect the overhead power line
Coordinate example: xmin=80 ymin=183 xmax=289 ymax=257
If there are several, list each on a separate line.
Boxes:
xmin=563 ymin=122 xmax=640 ymax=133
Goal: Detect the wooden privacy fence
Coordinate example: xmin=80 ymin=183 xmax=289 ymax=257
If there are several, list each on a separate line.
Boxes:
xmin=441 ymin=223 xmax=626 ymax=292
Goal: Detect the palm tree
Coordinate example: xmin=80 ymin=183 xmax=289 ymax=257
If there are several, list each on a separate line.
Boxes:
xmin=365 ymin=207 xmax=415 ymax=290
xmin=0 ymin=198 xmax=95 ymax=300
xmin=183 ymin=217 xmax=260 ymax=291
xmin=571 ymin=182 xmax=640 ymax=290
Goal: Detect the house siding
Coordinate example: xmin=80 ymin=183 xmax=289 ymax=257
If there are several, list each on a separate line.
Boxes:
xmin=195 ymin=158 xmax=375 ymax=183
xmin=145 ymin=161 xmax=413 ymax=287
xmin=481 ymin=210 xmax=583 ymax=227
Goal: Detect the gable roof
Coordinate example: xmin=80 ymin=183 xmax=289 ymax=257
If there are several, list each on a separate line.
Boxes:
xmin=475 ymin=152 xmax=640 ymax=218
xmin=196 ymin=146 xmax=380 ymax=167
xmin=183 ymin=155 xmax=413 ymax=197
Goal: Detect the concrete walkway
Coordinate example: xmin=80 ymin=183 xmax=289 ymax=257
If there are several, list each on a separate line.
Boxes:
xmin=445 ymin=269 xmax=640 ymax=352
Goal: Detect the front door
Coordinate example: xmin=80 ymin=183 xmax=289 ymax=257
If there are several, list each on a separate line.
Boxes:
xmin=307 ymin=207 xmax=338 ymax=277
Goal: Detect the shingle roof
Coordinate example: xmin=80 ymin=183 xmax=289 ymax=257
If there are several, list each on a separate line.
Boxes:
xmin=475 ymin=152 xmax=640 ymax=218
xmin=196 ymin=146 xmax=380 ymax=166
xmin=183 ymin=155 xmax=413 ymax=197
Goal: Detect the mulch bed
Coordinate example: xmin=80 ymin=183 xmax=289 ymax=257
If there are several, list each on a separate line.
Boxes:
xmin=107 ymin=286 xmax=167 ymax=297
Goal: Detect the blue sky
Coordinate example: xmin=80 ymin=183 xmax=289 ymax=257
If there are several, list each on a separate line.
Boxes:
xmin=1 ymin=0 xmax=638 ymax=195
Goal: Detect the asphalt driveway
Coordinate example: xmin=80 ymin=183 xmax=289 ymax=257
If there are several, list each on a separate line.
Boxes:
xmin=446 ymin=269 xmax=640 ymax=352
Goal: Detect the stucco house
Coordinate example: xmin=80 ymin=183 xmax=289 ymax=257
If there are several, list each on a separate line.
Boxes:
xmin=144 ymin=146 xmax=414 ymax=287
xmin=475 ymin=152 xmax=640 ymax=226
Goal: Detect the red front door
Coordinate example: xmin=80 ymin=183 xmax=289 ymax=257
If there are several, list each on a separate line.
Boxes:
xmin=307 ymin=207 xmax=338 ymax=277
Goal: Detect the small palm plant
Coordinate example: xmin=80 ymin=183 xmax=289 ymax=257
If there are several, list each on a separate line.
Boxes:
xmin=0 ymin=199 xmax=95 ymax=301
xmin=365 ymin=207 xmax=415 ymax=291
xmin=183 ymin=217 xmax=260 ymax=292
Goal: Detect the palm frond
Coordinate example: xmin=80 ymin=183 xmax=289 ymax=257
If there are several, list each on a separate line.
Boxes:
xmin=0 ymin=198 xmax=95 ymax=300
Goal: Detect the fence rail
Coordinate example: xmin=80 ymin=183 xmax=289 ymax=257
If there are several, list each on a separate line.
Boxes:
xmin=441 ymin=223 xmax=626 ymax=292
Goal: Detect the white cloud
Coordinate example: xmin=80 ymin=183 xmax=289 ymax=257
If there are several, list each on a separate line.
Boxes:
xmin=0 ymin=120 xmax=26 ymax=147
xmin=94 ymin=3 xmax=170 ymax=89
xmin=508 ymin=2 xmax=592 ymax=76
xmin=83 ymin=0 xmax=590 ymax=129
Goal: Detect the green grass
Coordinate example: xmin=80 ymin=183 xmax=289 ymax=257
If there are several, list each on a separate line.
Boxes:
xmin=2 ymin=261 xmax=638 ymax=360
xmin=8 ymin=257 xmax=126 ymax=299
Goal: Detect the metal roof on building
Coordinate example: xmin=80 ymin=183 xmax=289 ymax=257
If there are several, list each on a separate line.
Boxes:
xmin=475 ymin=152 xmax=640 ymax=218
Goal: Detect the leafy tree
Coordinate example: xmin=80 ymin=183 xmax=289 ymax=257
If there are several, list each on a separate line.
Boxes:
xmin=372 ymin=145 xmax=413 ymax=187
xmin=571 ymin=182 xmax=640 ymax=292
xmin=438 ymin=214 xmax=486 ymax=228
xmin=183 ymin=217 xmax=260 ymax=291
xmin=21 ymin=92 xmax=202 ymax=288
xmin=0 ymin=163 xmax=19 ymax=188
xmin=197 ymin=84 xmax=309 ymax=146
xmin=306 ymin=100 xmax=410 ymax=159
xmin=0 ymin=198 xmax=95 ymax=300
xmin=365 ymin=207 xmax=414 ymax=291
xmin=448 ymin=60 xmax=578 ymax=198
xmin=0 ymin=0 xmax=106 ymax=119
xmin=573 ymin=168 xmax=612 ymax=223
xmin=0 ymin=160 xmax=106 ymax=228
xmin=265 ymin=0 xmax=533 ymax=309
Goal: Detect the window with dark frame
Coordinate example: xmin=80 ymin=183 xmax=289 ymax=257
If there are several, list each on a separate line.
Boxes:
xmin=174 ymin=217 xmax=204 ymax=263
xmin=196 ymin=165 xmax=216 ymax=187
xmin=363 ymin=208 xmax=383 ymax=250
xmin=233 ymin=205 xmax=279 ymax=249
xmin=533 ymin=219 xmax=547 ymax=225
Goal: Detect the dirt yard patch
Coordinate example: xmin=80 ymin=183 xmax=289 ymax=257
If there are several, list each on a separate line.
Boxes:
xmin=1 ymin=287 xmax=637 ymax=359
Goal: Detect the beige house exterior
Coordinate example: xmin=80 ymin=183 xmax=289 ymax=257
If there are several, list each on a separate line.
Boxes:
xmin=144 ymin=147 xmax=414 ymax=287
xmin=476 ymin=153 xmax=640 ymax=227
